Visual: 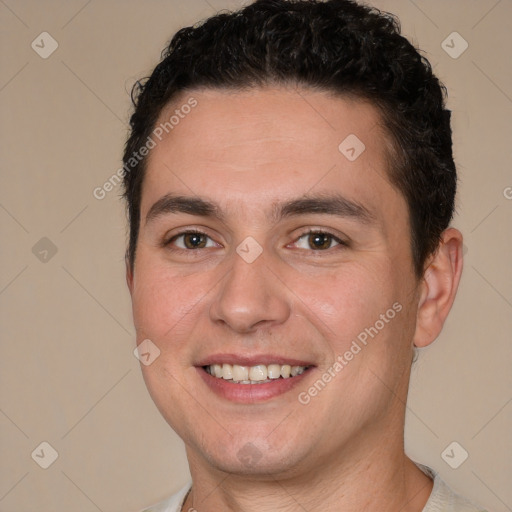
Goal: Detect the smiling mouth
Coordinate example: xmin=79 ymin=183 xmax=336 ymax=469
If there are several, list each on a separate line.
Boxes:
xmin=204 ymin=363 xmax=310 ymax=384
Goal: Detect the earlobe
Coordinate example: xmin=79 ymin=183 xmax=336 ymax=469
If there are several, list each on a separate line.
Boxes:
xmin=413 ymin=228 xmax=464 ymax=348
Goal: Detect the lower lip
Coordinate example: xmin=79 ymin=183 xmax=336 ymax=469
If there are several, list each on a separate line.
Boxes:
xmin=197 ymin=367 xmax=312 ymax=403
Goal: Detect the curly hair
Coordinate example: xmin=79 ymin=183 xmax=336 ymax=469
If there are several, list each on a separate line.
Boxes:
xmin=122 ymin=0 xmax=456 ymax=278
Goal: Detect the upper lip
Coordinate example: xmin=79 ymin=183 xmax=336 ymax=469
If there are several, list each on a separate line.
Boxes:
xmin=196 ymin=353 xmax=314 ymax=367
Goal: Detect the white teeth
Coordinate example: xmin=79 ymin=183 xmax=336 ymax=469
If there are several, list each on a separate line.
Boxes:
xmin=280 ymin=364 xmax=291 ymax=378
xmin=249 ymin=365 xmax=268 ymax=381
xmin=291 ymin=365 xmax=305 ymax=377
xmin=222 ymin=363 xmax=233 ymax=379
xmin=268 ymin=364 xmax=281 ymax=379
xmin=213 ymin=364 xmax=223 ymax=378
xmin=206 ymin=363 xmax=307 ymax=382
xmin=232 ymin=365 xmax=249 ymax=381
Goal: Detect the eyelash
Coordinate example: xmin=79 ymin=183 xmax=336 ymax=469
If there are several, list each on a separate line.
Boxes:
xmin=163 ymin=229 xmax=348 ymax=254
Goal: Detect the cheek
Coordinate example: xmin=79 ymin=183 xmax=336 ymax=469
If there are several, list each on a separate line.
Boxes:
xmin=131 ymin=259 xmax=206 ymax=341
xmin=299 ymin=263 xmax=398 ymax=350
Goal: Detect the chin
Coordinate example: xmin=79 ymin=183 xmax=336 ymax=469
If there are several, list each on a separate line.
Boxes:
xmin=198 ymin=441 xmax=307 ymax=478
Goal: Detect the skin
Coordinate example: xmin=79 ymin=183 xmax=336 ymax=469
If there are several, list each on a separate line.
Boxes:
xmin=126 ymin=86 xmax=463 ymax=512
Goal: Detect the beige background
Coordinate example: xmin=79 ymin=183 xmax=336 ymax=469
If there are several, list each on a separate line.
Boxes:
xmin=0 ymin=0 xmax=511 ymax=511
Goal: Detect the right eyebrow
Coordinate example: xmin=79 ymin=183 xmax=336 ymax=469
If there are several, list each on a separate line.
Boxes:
xmin=145 ymin=194 xmax=226 ymax=225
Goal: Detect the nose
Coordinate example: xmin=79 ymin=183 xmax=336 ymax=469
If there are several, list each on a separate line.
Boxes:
xmin=209 ymin=247 xmax=291 ymax=334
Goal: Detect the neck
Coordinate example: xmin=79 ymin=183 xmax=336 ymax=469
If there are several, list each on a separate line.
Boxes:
xmin=182 ymin=435 xmax=433 ymax=512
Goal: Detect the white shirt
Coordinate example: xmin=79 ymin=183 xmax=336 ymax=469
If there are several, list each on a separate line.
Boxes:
xmin=140 ymin=465 xmax=487 ymax=512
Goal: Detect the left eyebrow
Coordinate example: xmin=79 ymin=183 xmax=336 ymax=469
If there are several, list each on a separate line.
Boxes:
xmin=273 ymin=193 xmax=376 ymax=225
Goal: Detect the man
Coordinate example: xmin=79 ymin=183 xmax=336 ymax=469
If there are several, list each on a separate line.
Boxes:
xmin=123 ymin=1 xmax=486 ymax=510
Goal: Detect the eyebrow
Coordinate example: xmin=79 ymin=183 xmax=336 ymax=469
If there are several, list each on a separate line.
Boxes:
xmin=145 ymin=192 xmax=376 ymax=226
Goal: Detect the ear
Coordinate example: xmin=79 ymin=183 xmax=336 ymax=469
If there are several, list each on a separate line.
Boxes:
xmin=125 ymin=255 xmax=134 ymax=295
xmin=413 ymin=228 xmax=463 ymax=348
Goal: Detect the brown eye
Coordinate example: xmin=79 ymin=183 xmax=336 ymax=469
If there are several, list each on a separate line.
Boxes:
xmin=293 ymin=230 xmax=346 ymax=251
xmin=308 ymin=232 xmax=333 ymax=250
xmin=182 ymin=232 xmax=207 ymax=249
xmin=166 ymin=230 xmax=216 ymax=251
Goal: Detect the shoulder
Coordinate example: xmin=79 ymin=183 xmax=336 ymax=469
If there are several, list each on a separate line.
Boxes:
xmin=138 ymin=483 xmax=192 ymax=512
xmin=420 ymin=465 xmax=488 ymax=512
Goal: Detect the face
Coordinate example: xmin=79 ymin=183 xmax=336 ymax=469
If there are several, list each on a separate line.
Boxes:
xmin=128 ymin=87 xmax=421 ymax=478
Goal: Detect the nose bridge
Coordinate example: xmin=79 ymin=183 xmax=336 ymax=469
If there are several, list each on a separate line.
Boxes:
xmin=209 ymin=243 xmax=290 ymax=333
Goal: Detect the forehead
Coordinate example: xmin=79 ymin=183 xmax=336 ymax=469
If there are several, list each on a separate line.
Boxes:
xmin=141 ymin=86 xmax=403 ymax=223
